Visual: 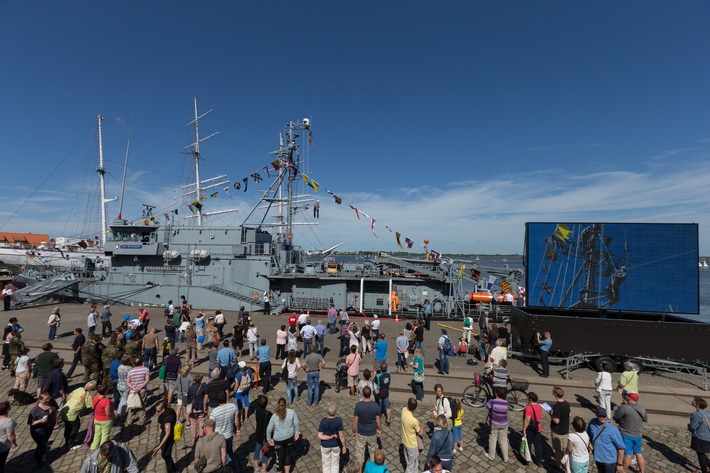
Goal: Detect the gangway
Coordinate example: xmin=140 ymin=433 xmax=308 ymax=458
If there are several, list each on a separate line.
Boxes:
xmin=12 ymin=273 xmax=79 ymax=307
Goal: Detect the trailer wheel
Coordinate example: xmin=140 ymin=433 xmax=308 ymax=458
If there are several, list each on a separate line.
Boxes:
xmin=622 ymin=358 xmax=643 ymax=374
xmin=593 ymin=356 xmax=616 ymax=372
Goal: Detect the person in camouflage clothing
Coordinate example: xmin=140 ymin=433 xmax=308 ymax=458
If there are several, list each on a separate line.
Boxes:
xmin=8 ymin=330 xmax=25 ymax=376
xmin=81 ymin=335 xmax=104 ymax=383
xmin=123 ymin=332 xmax=142 ymax=367
xmin=102 ymin=339 xmax=120 ymax=386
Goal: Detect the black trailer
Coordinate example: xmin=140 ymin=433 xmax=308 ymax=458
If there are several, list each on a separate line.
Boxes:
xmin=510 ymin=306 xmax=710 ymax=388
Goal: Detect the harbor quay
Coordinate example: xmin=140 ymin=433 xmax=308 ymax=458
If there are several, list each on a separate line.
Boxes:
xmin=1 ymin=302 xmax=706 ymax=472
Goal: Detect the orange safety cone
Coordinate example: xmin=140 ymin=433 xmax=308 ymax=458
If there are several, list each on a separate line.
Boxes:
xmin=395 ymin=312 xmax=399 ymax=323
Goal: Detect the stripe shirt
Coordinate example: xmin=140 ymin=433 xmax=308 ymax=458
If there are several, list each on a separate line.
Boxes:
xmin=126 ymin=366 xmax=150 ymax=392
xmin=210 ymin=402 xmax=237 ymax=439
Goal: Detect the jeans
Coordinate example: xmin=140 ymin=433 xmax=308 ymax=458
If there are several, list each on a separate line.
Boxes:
xmin=66 ymin=352 xmax=81 ymax=378
xmin=286 ymin=377 xmax=299 ymax=403
xmin=328 ymin=319 xmax=337 ymax=334
xmin=101 ymin=321 xmax=112 ymax=337
xmin=413 ymin=380 xmax=424 ymax=401
xmin=303 ymin=338 xmax=313 ymax=356
xmin=595 ymin=462 xmax=617 ymax=473
xmin=306 ymin=371 xmax=320 ymax=405
xmin=48 ymin=325 xmax=57 ymax=340
xmin=415 ymin=340 xmax=424 ymax=357
xmin=143 ymin=348 xmax=158 ymax=371
xmin=526 ymin=429 xmax=543 ymax=466
xmin=439 ymin=350 xmax=449 ymax=374
xmin=571 ymin=459 xmax=590 ymax=473
xmin=397 ymin=352 xmax=407 ymax=370
xmin=315 ymin=336 xmax=324 ymax=355
xmin=179 ymin=330 xmax=186 ymax=343
xmin=118 ymin=387 xmax=130 ymax=416
xmin=321 ymin=445 xmax=341 ymax=473
xmin=249 ymin=341 xmax=258 ymax=359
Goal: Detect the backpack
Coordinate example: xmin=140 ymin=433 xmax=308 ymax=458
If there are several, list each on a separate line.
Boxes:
xmin=226 ymin=364 xmax=240 ymax=385
xmin=442 ymin=336 xmax=452 ymax=354
xmin=464 ymin=317 xmax=472 ymax=328
xmin=445 ymin=396 xmax=459 ymax=421
xmin=164 ymin=307 xmax=171 ymax=316
xmin=238 ymin=370 xmax=253 ymax=391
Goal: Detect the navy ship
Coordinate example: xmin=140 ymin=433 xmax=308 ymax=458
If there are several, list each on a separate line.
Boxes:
xmin=20 ymin=100 xmax=523 ymax=317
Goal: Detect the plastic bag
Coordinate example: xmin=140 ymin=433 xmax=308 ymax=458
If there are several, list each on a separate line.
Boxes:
xmin=520 ymin=436 xmax=532 ymax=462
xmin=174 ymin=421 xmax=183 ymax=441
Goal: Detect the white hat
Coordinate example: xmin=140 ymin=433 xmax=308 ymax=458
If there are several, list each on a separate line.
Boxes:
xmin=373 ymin=315 xmax=378 ymax=319
xmin=238 ymin=361 xmax=246 ymax=369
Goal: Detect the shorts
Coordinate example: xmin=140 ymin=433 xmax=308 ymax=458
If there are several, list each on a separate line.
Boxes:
xmin=622 ymin=435 xmax=643 ymax=455
xmin=36 ymin=376 xmax=46 ymax=389
xmin=379 ymin=397 xmax=391 ymax=410
xmin=347 ymin=375 xmax=358 ymax=387
xmin=236 ymin=390 xmax=250 ymax=410
xmin=253 ymin=441 xmax=269 ymax=462
xmin=163 ymin=380 xmax=177 ymax=393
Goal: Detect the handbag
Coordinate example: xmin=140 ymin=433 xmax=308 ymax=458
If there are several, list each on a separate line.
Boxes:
xmin=560 ymin=452 xmax=572 ymax=473
xmin=528 ymin=405 xmax=539 ymax=432
xmin=127 ymin=392 xmax=142 ymax=409
xmin=194 ymin=454 xmax=207 ymax=473
xmin=413 ymin=371 xmax=425 ymax=383
xmin=158 ymin=364 xmax=167 ymax=381
xmin=261 ymin=443 xmax=271 ymax=455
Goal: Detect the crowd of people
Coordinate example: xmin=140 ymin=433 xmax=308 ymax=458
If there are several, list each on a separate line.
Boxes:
xmin=0 ymin=301 xmax=707 ymax=473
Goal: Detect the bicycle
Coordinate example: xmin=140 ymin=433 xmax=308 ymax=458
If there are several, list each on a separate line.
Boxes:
xmin=462 ymin=373 xmax=528 ymax=412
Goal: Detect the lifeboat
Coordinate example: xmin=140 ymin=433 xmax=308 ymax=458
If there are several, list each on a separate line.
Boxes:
xmin=466 ymin=292 xmax=505 ymax=303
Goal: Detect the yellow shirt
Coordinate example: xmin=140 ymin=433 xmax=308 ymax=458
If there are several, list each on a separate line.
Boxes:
xmin=453 ymin=407 xmax=464 ymax=427
xmin=401 ymin=407 xmax=421 ymax=449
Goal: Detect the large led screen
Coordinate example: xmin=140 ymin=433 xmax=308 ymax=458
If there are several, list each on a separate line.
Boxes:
xmin=525 ymin=223 xmax=699 ymax=314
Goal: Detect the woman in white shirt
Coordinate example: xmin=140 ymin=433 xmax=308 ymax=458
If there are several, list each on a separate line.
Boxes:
xmin=565 ymin=416 xmax=590 ymax=473
xmin=595 ymin=361 xmax=613 ymax=417
xmin=281 ymin=349 xmax=301 ymax=404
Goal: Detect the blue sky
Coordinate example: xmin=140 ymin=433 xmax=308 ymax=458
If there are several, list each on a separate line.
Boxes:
xmin=1 ymin=1 xmax=710 ymax=255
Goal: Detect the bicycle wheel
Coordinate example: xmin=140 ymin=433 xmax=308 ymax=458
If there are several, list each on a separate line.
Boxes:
xmin=463 ymin=385 xmax=487 ymax=408
xmin=506 ymin=388 xmax=527 ymax=411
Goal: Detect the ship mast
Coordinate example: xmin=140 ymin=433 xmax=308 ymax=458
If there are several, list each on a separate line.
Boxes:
xmin=96 ymin=114 xmax=116 ymax=246
xmin=182 ymin=97 xmax=234 ymax=225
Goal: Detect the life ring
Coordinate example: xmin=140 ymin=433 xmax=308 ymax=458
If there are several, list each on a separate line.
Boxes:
xmin=432 ymin=299 xmax=444 ymax=313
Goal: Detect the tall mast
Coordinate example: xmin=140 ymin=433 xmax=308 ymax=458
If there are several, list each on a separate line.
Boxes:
xmin=185 ymin=97 xmax=221 ymax=226
xmin=192 ymin=98 xmax=203 ymax=226
xmin=97 ymin=115 xmax=109 ymax=246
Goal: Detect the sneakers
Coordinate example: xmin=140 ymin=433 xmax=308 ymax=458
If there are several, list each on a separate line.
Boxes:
xmin=483 ymin=453 xmax=493 ymax=461
xmin=458 ymin=446 xmax=463 ymax=452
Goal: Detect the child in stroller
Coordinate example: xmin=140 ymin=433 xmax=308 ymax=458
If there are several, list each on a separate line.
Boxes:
xmin=334 ymin=357 xmax=348 ymax=393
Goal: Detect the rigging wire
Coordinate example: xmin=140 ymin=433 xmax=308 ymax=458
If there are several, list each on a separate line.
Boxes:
xmin=0 ymin=121 xmax=95 ymax=232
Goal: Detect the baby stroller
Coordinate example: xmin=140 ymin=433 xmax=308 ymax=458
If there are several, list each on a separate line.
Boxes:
xmin=334 ymin=357 xmax=348 ymax=393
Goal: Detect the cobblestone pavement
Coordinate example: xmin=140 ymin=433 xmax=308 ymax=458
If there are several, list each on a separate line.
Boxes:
xmin=2 ymin=302 xmax=707 ymax=472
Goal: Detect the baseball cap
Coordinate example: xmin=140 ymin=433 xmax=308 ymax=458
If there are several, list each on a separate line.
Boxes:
xmin=596 ymin=406 xmax=608 ymax=417
xmin=623 ymin=390 xmax=639 ymax=401
xmin=238 ymin=361 xmax=246 ymax=368
xmin=441 ymin=329 xmax=448 ymax=335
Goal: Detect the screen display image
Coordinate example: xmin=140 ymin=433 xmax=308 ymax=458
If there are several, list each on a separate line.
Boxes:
xmin=525 ymin=223 xmax=699 ymax=314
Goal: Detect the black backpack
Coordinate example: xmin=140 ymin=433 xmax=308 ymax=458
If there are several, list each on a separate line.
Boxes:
xmin=446 ymin=396 xmax=459 ymax=421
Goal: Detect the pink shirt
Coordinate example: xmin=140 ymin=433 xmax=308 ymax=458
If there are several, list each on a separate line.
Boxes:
xmin=346 ymin=352 xmax=361 ymax=377
xmin=276 ymin=329 xmax=288 ymax=345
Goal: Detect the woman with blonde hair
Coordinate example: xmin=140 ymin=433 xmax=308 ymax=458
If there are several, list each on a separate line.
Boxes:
xmin=60 ymin=380 xmax=96 ymax=449
xmin=282 ymin=349 xmax=301 ymax=404
xmin=427 ymin=414 xmax=454 ymax=471
xmin=175 ymin=365 xmax=193 ymax=425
